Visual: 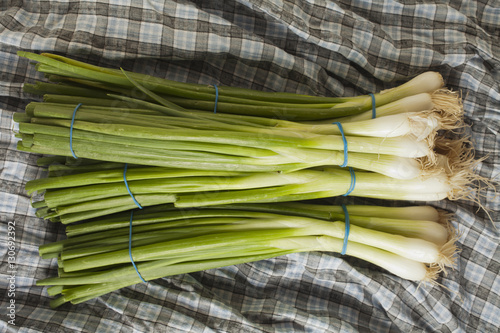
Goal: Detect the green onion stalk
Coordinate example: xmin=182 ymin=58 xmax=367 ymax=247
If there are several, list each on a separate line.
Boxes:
xmin=14 ymin=114 xmax=435 ymax=176
xmin=35 ymin=203 xmax=458 ymax=308
xmin=27 ymin=159 xmax=476 ymax=224
xmin=19 ymin=99 xmax=448 ymax=143
xmin=24 ymin=81 xmax=462 ymax=135
xmin=18 ymin=51 xmax=448 ymax=121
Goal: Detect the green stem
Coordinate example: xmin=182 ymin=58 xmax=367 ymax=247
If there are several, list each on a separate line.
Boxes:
xmin=27 ymin=166 xmax=244 ymax=194
xmin=61 ymin=228 xmax=302 ymax=272
xmin=39 ymin=52 xmax=350 ymax=104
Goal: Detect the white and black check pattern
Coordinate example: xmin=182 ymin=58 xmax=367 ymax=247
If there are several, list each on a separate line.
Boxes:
xmin=1 ymin=1 xmax=499 ymax=332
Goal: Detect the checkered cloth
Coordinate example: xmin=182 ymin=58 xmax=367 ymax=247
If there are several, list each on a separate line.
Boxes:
xmin=1 ymin=1 xmax=499 ymax=332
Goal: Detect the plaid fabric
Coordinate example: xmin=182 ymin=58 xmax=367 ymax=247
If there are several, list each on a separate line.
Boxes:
xmin=1 ymin=0 xmax=499 ymax=332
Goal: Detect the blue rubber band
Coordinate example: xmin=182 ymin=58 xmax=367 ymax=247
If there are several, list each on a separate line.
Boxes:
xmin=213 ymin=84 xmax=219 ymax=113
xmin=125 ymin=165 xmax=145 ymax=282
xmin=343 ymin=167 xmax=356 ymax=196
xmin=369 ymin=93 xmax=376 ymax=119
xmin=333 ymin=122 xmax=348 ymax=167
xmin=340 ymin=204 xmax=350 ymax=255
xmin=123 ymin=163 xmax=143 ymax=209
xmin=129 ymin=210 xmax=147 ymax=283
xmin=69 ymin=103 xmax=83 ymax=159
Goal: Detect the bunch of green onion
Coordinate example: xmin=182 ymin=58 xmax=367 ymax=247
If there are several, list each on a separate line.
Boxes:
xmin=36 ymin=201 xmax=457 ymax=308
xmin=12 ymin=52 xmax=483 ymax=308
xmin=28 ymin=156 xmax=473 ymax=224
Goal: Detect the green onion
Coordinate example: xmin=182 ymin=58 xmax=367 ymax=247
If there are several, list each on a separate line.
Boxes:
xmin=35 ymin=203 xmax=457 ymax=308
xmin=26 ymin=163 xmax=472 ymax=224
xmin=14 ymin=52 xmax=488 ymax=310
xmin=18 ymin=51 xmax=446 ymax=120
